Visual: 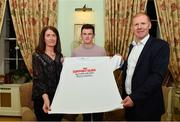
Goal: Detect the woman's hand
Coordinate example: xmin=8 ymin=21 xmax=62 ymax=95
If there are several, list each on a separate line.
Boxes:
xmin=42 ymin=94 xmax=51 ymax=113
xmin=61 ymin=57 xmax=64 ymax=65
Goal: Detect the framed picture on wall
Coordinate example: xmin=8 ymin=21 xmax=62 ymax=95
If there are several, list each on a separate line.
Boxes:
xmin=74 ymin=24 xmax=83 ymax=44
xmin=72 ymin=24 xmax=83 ymax=49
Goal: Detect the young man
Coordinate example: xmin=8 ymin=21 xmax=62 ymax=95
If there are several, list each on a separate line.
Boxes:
xmin=71 ymin=24 xmax=106 ymax=121
xmin=121 ymin=12 xmax=170 ymax=121
xmin=72 ymin=24 xmax=106 ymax=57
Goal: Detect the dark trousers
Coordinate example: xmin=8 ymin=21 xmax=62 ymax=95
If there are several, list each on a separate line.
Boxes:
xmin=83 ymin=113 xmax=103 ymax=121
xmin=34 ymin=98 xmax=63 ymax=121
xmin=125 ymin=108 xmax=161 ymax=121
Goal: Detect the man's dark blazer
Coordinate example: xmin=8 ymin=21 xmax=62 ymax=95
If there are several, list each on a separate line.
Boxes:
xmin=121 ymin=36 xmax=170 ymax=120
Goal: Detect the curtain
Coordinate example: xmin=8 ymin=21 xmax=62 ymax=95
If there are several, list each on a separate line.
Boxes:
xmin=9 ymin=0 xmax=58 ymax=75
xmin=105 ymin=0 xmax=148 ymax=57
xmin=154 ymin=0 xmax=180 ymax=91
xmin=0 ymin=0 xmax=7 ymax=33
xmin=104 ymin=0 xmax=148 ymax=101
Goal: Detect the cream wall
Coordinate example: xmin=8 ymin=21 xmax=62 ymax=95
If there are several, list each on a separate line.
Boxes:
xmin=57 ymin=0 xmax=105 ymax=56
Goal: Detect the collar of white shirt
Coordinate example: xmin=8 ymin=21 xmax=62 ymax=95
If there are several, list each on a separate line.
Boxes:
xmin=132 ymin=34 xmax=150 ymax=46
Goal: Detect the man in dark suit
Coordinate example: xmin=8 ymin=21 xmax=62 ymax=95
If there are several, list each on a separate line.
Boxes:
xmin=121 ymin=12 xmax=170 ymax=121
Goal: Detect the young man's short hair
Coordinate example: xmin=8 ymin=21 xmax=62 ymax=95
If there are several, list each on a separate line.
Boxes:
xmin=81 ymin=24 xmax=95 ymax=34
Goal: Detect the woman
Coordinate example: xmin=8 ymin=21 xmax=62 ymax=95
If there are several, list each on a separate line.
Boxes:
xmin=32 ymin=26 xmax=63 ymax=121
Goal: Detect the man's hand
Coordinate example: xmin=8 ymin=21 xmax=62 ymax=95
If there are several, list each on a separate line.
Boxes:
xmin=122 ymin=96 xmax=134 ymax=108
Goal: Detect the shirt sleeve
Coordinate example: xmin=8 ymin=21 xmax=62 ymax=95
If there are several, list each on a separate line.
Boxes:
xmin=32 ymin=53 xmax=48 ymax=98
xmin=110 ymin=55 xmax=124 ymax=71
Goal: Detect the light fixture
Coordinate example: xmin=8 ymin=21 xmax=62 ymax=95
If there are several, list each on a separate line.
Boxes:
xmin=75 ymin=4 xmax=92 ymax=12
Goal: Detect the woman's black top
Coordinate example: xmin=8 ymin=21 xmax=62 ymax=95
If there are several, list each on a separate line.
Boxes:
xmin=32 ymin=52 xmax=63 ymax=101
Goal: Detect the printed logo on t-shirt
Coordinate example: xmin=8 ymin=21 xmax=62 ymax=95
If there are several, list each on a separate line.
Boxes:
xmin=72 ymin=67 xmax=96 ymax=78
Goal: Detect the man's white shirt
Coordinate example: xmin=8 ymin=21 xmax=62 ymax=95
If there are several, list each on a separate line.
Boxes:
xmin=125 ymin=34 xmax=149 ymax=94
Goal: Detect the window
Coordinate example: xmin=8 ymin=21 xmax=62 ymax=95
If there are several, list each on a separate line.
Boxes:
xmin=3 ymin=2 xmax=25 ymax=74
xmin=147 ymin=0 xmax=160 ymax=38
xmin=0 ymin=1 xmax=29 ymax=83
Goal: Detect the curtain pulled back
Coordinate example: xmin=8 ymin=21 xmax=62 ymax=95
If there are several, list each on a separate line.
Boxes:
xmin=154 ymin=0 xmax=180 ymax=91
xmin=9 ymin=0 xmax=58 ymax=75
xmin=0 ymin=0 xmax=7 ymax=33
xmin=105 ymin=0 xmax=148 ymax=58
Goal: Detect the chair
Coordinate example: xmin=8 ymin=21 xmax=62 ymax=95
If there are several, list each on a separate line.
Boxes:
xmin=19 ymin=82 xmax=36 ymax=121
xmin=19 ymin=82 xmax=78 ymax=121
xmin=161 ymin=85 xmax=173 ymax=121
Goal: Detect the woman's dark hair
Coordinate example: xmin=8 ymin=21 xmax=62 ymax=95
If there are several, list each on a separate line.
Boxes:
xmin=35 ymin=26 xmax=62 ymax=54
xmin=81 ymin=24 xmax=95 ymax=34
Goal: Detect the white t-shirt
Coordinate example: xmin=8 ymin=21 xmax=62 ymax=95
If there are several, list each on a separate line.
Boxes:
xmin=49 ymin=56 xmax=123 ymax=114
